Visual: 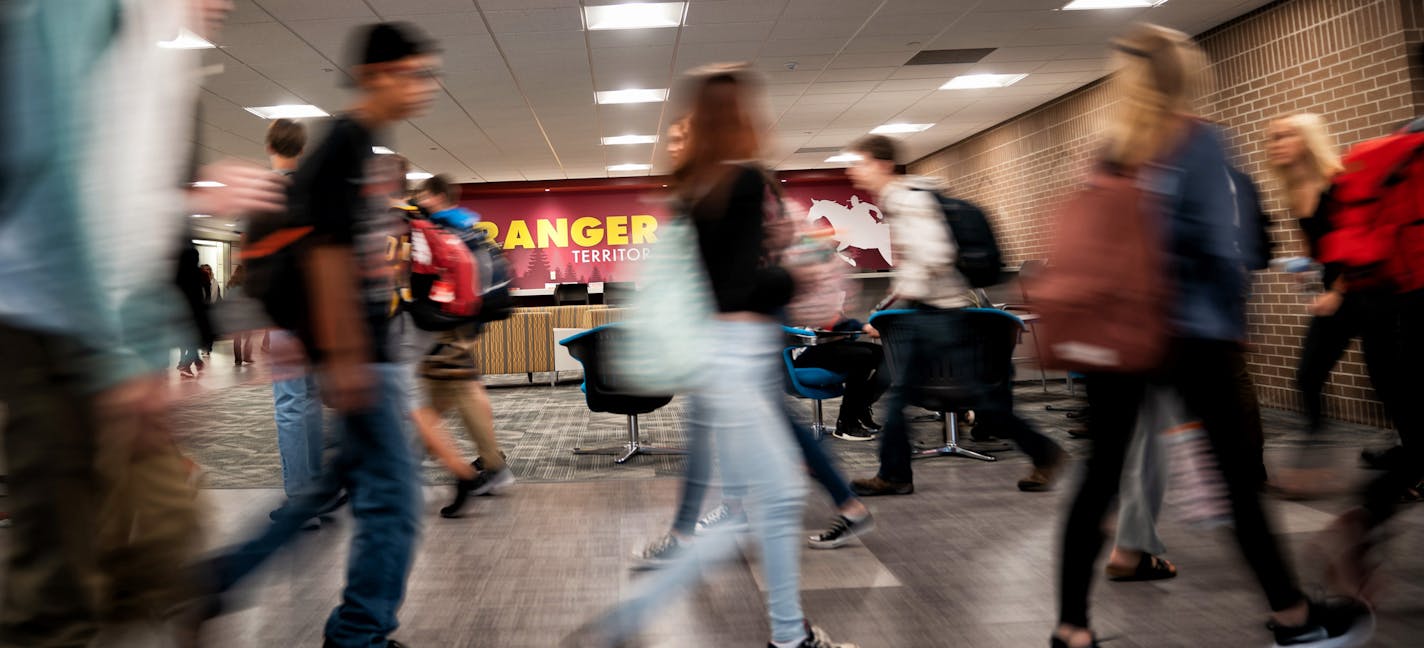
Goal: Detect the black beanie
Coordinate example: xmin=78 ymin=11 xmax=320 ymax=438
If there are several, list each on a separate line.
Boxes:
xmin=354 ymin=22 xmax=432 ymax=67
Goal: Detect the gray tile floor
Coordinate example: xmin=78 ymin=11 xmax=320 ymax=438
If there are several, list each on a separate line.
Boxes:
xmin=5 ymin=345 xmax=1421 ymax=647
xmin=189 ymin=443 xmax=1424 ymax=648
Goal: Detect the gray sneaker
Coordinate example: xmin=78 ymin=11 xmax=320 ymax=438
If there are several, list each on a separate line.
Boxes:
xmin=631 ymin=533 xmax=688 ymax=570
xmin=694 ymin=503 xmax=749 ymax=535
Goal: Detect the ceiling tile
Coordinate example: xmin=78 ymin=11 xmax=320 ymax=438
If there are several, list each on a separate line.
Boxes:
xmin=815 ymin=67 xmax=898 ymax=83
xmin=828 ymin=52 xmax=915 ymax=70
xmin=382 ymin=12 xmax=491 ymax=38
xmin=483 ymin=7 xmax=584 ymax=34
xmin=365 ymin=0 xmax=472 ymax=16
xmin=252 ymin=0 xmax=374 ymax=22
xmin=680 ymin=21 xmax=776 ymax=44
xmin=685 ymin=0 xmax=791 ymax=25
xmin=227 ymin=0 xmax=276 ymax=25
xmin=588 ymin=27 xmax=680 ymax=49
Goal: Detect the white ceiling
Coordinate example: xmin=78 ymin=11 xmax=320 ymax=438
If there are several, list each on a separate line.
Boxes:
xmin=196 ymin=0 xmax=1276 ymax=182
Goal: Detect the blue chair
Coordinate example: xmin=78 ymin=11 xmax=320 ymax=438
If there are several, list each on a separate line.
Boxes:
xmin=559 ymin=324 xmax=684 ymax=464
xmin=781 ymin=327 xmax=848 ymax=439
xmin=868 ymin=307 xmax=1026 ymax=462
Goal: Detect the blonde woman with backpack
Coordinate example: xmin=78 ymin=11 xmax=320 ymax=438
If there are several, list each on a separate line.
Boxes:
xmin=1049 ymin=24 xmax=1371 ymax=648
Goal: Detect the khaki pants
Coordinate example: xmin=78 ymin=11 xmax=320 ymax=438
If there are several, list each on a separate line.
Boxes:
xmin=424 ymin=379 xmax=504 ymax=471
xmin=0 ymin=323 xmax=201 ymax=647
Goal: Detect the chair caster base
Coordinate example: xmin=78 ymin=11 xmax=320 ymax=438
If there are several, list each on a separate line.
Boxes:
xmin=914 ymin=444 xmax=997 ymax=462
xmin=574 ymin=444 xmax=686 ymax=464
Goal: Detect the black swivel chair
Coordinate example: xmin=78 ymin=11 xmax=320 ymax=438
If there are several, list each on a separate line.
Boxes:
xmin=559 ymin=324 xmax=685 ymax=464
xmin=554 ymin=282 xmax=590 ymax=306
xmin=602 ymin=281 xmax=636 ymax=306
xmin=869 ymin=307 xmax=1027 ymax=462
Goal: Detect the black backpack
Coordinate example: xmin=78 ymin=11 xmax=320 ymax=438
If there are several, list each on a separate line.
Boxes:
xmin=240 ymin=176 xmax=311 ymax=334
xmin=917 ymin=189 xmax=1004 ymax=288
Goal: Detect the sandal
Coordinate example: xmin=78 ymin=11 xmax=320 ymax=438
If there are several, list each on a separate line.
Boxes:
xmin=1050 ymin=635 xmax=1100 ymax=648
xmin=1105 ymin=552 xmax=1177 ymax=582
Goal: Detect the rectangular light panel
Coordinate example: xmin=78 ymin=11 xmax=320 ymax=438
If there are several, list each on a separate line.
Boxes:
xmin=825 ymin=153 xmax=862 ymax=163
xmin=870 ymin=123 xmax=934 ymax=134
xmin=584 ymin=2 xmax=686 ymax=30
xmin=940 ymin=73 xmax=1028 ymax=90
xmin=607 ymin=163 xmax=652 ymax=172
xmin=1062 ymin=0 xmax=1167 ymax=9
xmin=602 ymin=134 xmax=659 ymax=145
xmin=158 ymin=28 xmax=215 ymax=49
xmin=595 ymin=89 xmax=669 ymax=105
xmin=244 ymin=104 xmax=330 ymax=119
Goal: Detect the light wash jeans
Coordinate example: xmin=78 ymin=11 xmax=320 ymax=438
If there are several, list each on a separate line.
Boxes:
xmin=214 ymin=364 xmax=421 ymax=647
xmin=1115 ymin=386 xmax=1173 ymax=556
xmin=600 ymin=320 xmax=809 ymax=644
xmin=273 ymin=374 xmax=323 ymax=498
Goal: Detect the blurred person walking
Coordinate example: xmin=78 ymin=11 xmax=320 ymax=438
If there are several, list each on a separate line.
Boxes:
xmin=407 ymin=175 xmax=514 ymax=518
xmin=259 ymin=117 xmax=342 ymax=531
xmin=224 ymin=265 xmax=256 ymax=365
xmin=1264 ymin=114 xmax=1364 ymax=495
xmin=843 ymin=135 xmax=1065 ymax=496
xmin=576 ymin=65 xmax=856 ymax=648
xmin=1 ymin=0 xmax=286 ymax=645
xmin=202 ymin=22 xmax=441 ymax=648
xmin=1047 ymin=24 xmax=1371 ymax=648
xmin=176 ymin=246 xmax=210 ymax=377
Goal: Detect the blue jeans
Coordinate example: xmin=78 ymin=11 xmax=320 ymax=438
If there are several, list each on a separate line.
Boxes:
xmin=602 ymin=321 xmax=808 ymax=644
xmin=178 ymin=347 xmax=200 ymax=369
xmin=273 ymin=375 xmax=323 ymax=498
xmin=214 ymin=364 xmax=420 ymax=647
xmin=672 ymin=400 xmax=854 ymax=536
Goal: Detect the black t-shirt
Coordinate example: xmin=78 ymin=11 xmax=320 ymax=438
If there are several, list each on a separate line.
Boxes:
xmin=688 ymin=165 xmax=793 ymax=315
xmin=290 ymin=116 xmax=403 ymax=362
xmin=1298 ymin=188 xmax=1341 ymax=287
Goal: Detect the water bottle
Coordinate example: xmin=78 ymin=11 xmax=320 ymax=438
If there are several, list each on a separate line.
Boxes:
xmin=1269 ymin=256 xmax=1322 ymax=292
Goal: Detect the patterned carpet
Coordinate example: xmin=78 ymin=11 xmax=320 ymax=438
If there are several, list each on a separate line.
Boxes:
xmin=170 ymin=371 xmax=1397 ymax=489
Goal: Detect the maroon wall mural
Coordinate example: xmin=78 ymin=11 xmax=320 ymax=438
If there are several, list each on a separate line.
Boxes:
xmin=457 ymin=173 xmax=887 ymax=291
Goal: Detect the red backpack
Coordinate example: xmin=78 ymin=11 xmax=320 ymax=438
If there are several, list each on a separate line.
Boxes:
xmin=1031 ymin=165 xmax=1173 ymax=373
xmin=1318 ymin=125 xmax=1424 ymax=293
xmin=407 ymin=219 xmax=481 ymax=329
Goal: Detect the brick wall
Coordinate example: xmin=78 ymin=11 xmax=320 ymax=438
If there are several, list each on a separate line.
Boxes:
xmin=910 ymin=0 xmax=1424 ymax=428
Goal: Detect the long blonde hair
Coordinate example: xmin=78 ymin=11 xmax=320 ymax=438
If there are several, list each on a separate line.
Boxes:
xmin=1104 ymin=24 xmax=1209 ymax=169
xmin=1267 ymin=113 xmax=1343 ymax=190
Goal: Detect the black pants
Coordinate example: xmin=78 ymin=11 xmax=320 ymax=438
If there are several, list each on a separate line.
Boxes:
xmin=1296 ymin=292 xmax=1365 ymax=435
xmin=794 ymin=341 xmax=886 ymax=424
xmin=876 ymin=310 xmax=1061 ymax=484
xmin=1355 ymin=289 xmax=1424 ymax=525
xmin=1060 ymin=339 xmax=1301 ymax=628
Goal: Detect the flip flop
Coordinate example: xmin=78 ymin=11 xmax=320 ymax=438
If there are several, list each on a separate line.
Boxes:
xmin=1106 ymin=553 xmax=1177 ymax=582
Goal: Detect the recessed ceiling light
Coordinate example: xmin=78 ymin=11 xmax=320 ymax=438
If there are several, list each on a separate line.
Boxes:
xmin=595 ymin=89 xmax=669 ymax=105
xmin=190 ymin=214 xmax=212 ymax=219
xmin=584 ymin=2 xmax=686 ymax=30
xmin=407 ymin=171 xmax=434 ymax=180
xmin=825 ymin=153 xmax=862 ymax=163
xmin=602 ymin=134 xmax=659 ymax=146
xmin=607 ymin=163 xmax=652 ymax=172
xmin=870 ymin=123 xmax=934 ymax=134
xmin=224 ymin=223 xmax=236 ymax=227
xmin=191 ymin=181 xmax=226 ymax=188
xmin=1062 ymin=0 xmax=1167 ymax=9
xmin=940 ymin=73 xmax=1028 ymax=90
xmin=158 ymin=28 xmax=215 ymax=49
xmin=372 ymin=146 xmax=395 ymax=155
xmin=243 ymin=104 xmax=330 ymax=119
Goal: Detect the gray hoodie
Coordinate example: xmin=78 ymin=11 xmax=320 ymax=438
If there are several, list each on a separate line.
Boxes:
xmin=880 ymin=175 xmax=972 ymax=309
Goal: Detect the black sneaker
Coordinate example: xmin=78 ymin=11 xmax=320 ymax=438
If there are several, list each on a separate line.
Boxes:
xmin=857 ymin=410 xmax=882 ymax=432
xmin=472 ymin=451 xmax=508 ymax=473
xmin=694 ymin=502 xmax=749 ymax=535
xmin=324 ymin=640 xmax=406 ymax=648
xmin=831 ymin=421 xmax=876 ymax=442
xmin=631 ymin=532 xmax=688 ymax=570
xmin=316 ymin=492 xmax=349 ymax=517
xmin=769 ymin=622 xmax=858 ymax=648
xmin=808 ymin=514 xmax=875 ymax=550
xmin=469 ymin=466 xmax=514 ymax=497
xmin=440 ymin=478 xmax=476 ymax=519
xmin=1268 ymin=598 xmax=1374 ymax=647
xmin=1360 ymin=445 xmax=1403 ymax=470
